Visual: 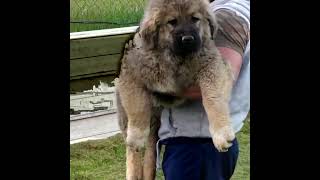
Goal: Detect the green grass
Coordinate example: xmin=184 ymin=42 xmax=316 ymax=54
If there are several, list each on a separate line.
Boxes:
xmin=231 ymin=118 xmax=250 ymax=180
xmin=70 ymin=0 xmax=147 ymax=32
xmin=70 ymin=118 xmax=250 ymax=180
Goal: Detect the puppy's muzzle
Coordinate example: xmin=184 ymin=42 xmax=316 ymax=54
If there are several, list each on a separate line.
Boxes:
xmin=172 ymin=28 xmax=201 ymax=57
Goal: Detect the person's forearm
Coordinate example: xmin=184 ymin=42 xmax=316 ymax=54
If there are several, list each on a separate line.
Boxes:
xmin=217 ymin=47 xmax=242 ymax=82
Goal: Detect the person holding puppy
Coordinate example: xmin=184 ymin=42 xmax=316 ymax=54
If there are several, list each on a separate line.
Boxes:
xmin=157 ymin=0 xmax=250 ymax=179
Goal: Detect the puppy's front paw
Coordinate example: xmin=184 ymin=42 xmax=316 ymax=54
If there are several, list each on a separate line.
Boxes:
xmin=211 ymin=126 xmax=235 ymax=152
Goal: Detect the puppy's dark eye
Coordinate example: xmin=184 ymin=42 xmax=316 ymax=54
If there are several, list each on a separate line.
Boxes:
xmin=168 ymin=19 xmax=177 ymax=26
xmin=192 ymin=16 xmax=200 ymax=23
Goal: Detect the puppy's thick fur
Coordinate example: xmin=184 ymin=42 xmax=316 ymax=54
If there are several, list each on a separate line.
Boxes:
xmin=115 ymin=0 xmax=235 ymax=179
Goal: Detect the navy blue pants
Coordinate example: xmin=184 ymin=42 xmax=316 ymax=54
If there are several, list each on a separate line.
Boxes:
xmin=161 ymin=137 xmax=239 ymax=180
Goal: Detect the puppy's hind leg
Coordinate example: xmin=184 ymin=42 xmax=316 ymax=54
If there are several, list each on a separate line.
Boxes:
xmin=143 ymin=108 xmax=161 ymax=180
xmin=118 ymin=81 xmax=152 ymax=180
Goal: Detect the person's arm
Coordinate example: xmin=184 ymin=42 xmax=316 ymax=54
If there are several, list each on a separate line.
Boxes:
xmin=182 ymin=9 xmax=249 ymax=100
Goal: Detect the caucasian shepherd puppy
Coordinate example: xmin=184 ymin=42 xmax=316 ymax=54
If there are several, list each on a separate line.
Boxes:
xmin=115 ymin=0 xmax=235 ymax=179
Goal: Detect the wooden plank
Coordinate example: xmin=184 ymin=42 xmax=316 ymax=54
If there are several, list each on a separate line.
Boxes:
xmin=69 ymin=27 xmax=138 ymax=93
xmin=70 ymin=34 xmax=131 ymax=59
xmin=70 ymin=26 xmax=138 ymax=40
xmin=70 ymin=109 xmax=117 ymax=121
xmin=70 ymin=92 xmax=116 ymax=114
xmin=70 ymin=54 xmax=120 ymax=78
xmin=70 ymin=111 xmax=119 ymax=141
xmin=70 ymin=72 xmax=116 ymax=80
xmin=70 ymin=131 xmax=120 ymax=144
xmin=70 ymin=75 xmax=116 ymax=93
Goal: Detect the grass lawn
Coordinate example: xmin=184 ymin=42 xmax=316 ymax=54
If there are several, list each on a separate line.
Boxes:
xmin=70 ymin=118 xmax=250 ymax=179
xmin=70 ymin=0 xmax=147 ymax=32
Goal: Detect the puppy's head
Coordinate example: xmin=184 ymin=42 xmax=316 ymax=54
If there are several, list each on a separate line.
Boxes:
xmin=139 ymin=0 xmax=218 ymax=57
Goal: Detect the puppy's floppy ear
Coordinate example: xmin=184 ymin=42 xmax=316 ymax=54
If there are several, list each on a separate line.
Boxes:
xmin=139 ymin=9 xmax=160 ymax=50
xmin=205 ymin=10 xmax=219 ymax=40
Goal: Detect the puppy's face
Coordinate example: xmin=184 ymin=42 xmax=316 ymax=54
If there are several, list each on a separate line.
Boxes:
xmin=166 ymin=12 xmax=202 ymax=56
xmin=140 ymin=0 xmax=217 ymax=57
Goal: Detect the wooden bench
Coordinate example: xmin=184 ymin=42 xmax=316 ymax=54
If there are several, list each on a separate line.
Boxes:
xmin=70 ymin=26 xmax=138 ymax=93
xmin=70 ymin=27 xmax=138 ymax=143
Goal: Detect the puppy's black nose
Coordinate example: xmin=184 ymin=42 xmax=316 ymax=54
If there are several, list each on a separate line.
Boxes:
xmin=182 ymin=35 xmax=194 ymax=44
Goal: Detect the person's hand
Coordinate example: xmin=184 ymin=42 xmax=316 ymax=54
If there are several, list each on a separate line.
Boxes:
xmin=181 ymin=86 xmax=202 ymax=100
